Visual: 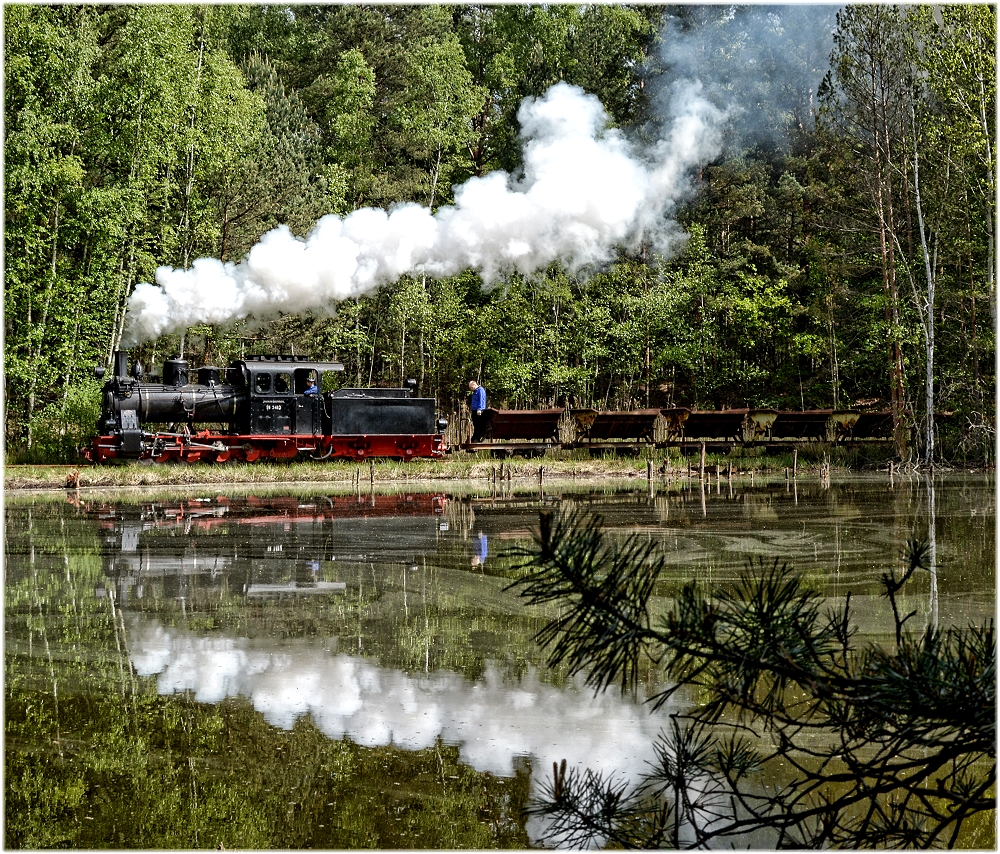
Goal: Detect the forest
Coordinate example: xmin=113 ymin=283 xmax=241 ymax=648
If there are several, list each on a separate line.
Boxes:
xmin=4 ymin=4 xmax=996 ymax=464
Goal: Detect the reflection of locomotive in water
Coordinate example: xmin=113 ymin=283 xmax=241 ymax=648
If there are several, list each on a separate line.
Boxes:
xmin=84 ymin=350 xmax=448 ymax=464
xmin=91 ymin=493 xmax=449 ymax=604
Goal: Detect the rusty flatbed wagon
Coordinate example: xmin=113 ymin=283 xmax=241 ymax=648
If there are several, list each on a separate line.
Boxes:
xmin=768 ymin=410 xmax=834 ymax=442
xmin=845 ymin=410 xmax=895 ymax=440
xmin=464 ymin=408 xmax=564 ymax=457
xmin=677 ymin=409 xmax=750 ymax=442
xmin=568 ymin=408 xmax=661 ymax=456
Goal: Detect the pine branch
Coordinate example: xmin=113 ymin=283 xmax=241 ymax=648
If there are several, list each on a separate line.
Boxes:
xmin=513 ymin=510 xmax=996 ymax=850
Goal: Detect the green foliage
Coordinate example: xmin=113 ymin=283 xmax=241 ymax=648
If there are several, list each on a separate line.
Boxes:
xmin=455 ymin=5 xmax=654 ymax=173
xmin=5 ymin=4 xmax=994 ymax=463
xmin=511 ymin=510 xmax=996 ymax=848
xmin=5 ymin=685 xmax=531 ymax=849
xmin=9 ymin=379 xmax=104 ymax=464
xmin=5 ymin=753 xmax=88 ymax=849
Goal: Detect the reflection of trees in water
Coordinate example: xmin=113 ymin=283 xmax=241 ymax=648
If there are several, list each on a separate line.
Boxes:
xmin=926 ymin=472 xmax=939 ymax=631
xmin=5 ymin=676 xmax=533 ymax=849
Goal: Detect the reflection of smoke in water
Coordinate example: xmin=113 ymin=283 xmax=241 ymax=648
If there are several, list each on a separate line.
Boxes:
xmin=130 ymin=618 xmax=675 ymax=841
xmin=123 ymin=81 xmax=724 ymax=345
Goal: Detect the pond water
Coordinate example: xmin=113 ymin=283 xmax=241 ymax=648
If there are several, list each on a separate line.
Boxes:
xmin=5 ymin=473 xmax=994 ymax=848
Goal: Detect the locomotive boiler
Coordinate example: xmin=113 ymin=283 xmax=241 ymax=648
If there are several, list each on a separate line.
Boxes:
xmin=84 ymin=350 xmax=448 ymax=464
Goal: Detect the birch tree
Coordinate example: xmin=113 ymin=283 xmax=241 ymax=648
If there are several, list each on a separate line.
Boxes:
xmin=820 ymin=6 xmax=914 ymax=456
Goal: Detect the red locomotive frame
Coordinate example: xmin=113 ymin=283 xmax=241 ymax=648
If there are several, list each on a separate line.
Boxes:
xmin=84 ymin=429 xmax=445 ymax=465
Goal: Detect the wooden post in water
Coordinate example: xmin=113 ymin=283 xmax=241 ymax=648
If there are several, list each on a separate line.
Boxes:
xmin=699 ymin=442 xmax=706 ymax=480
xmin=792 ymin=448 xmax=798 ymax=478
xmin=369 ymin=458 xmax=375 ymax=487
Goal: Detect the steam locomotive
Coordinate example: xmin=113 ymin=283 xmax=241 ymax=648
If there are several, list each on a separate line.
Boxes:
xmin=83 ymin=351 xmax=448 ymax=464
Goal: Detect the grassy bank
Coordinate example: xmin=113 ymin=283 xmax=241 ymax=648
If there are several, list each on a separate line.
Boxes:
xmin=5 ymin=443 xmax=898 ymax=491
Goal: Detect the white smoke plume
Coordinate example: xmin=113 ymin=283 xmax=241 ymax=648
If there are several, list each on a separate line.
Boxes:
xmin=655 ymin=6 xmax=838 ymax=151
xmin=123 ymin=81 xmax=725 ymax=345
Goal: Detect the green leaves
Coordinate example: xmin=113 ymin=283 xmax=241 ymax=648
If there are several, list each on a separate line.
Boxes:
xmin=395 ymin=30 xmax=486 ymax=207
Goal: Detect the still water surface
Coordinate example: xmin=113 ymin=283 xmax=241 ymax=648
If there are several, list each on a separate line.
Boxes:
xmin=5 ymin=473 xmax=994 ymax=848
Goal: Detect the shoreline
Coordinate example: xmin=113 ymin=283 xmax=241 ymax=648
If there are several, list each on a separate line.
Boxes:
xmin=5 ymin=455 xmax=990 ymax=493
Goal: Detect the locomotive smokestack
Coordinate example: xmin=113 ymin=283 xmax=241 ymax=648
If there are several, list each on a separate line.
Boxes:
xmin=113 ymin=351 xmax=128 ymax=379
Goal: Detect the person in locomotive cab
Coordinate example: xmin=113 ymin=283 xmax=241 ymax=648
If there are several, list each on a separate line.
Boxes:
xmin=304 ymin=375 xmax=319 ymax=396
xmin=468 ymin=380 xmax=487 ymax=443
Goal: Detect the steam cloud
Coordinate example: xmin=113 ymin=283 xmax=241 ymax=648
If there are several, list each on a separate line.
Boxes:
xmin=655 ymin=6 xmax=838 ymax=151
xmin=123 ymin=81 xmax=724 ymax=345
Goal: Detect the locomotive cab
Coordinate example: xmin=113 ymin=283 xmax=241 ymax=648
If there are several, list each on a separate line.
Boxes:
xmin=237 ymin=356 xmax=344 ymax=436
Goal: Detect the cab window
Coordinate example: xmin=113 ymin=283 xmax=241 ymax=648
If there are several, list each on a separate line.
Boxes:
xmin=274 ymin=372 xmax=291 ymax=394
xmin=295 ymin=369 xmax=319 ymax=393
xmin=254 ymin=373 xmax=271 ymax=393
xmin=321 ymin=371 xmax=340 ymax=393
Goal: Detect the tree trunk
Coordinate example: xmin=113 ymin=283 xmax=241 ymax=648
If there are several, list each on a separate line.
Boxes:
xmin=26 ymin=199 xmax=61 ymax=450
xmin=911 ymin=115 xmax=935 ymax=466
xmin=864 ymin=21 xmax=906 ymax=457
xmin=181 ymin=22 xmax=206 ymax=269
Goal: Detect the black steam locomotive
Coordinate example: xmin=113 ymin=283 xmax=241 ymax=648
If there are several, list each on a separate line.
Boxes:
xmin=84 ymin=351 xmax=447 ymax=464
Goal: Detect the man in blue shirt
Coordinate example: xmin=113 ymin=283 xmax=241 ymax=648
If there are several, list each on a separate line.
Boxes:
xmin=304 ymin=376 xmax=319 ymax=396
xmin=468 ymin=380 xmax=487 ymax=443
